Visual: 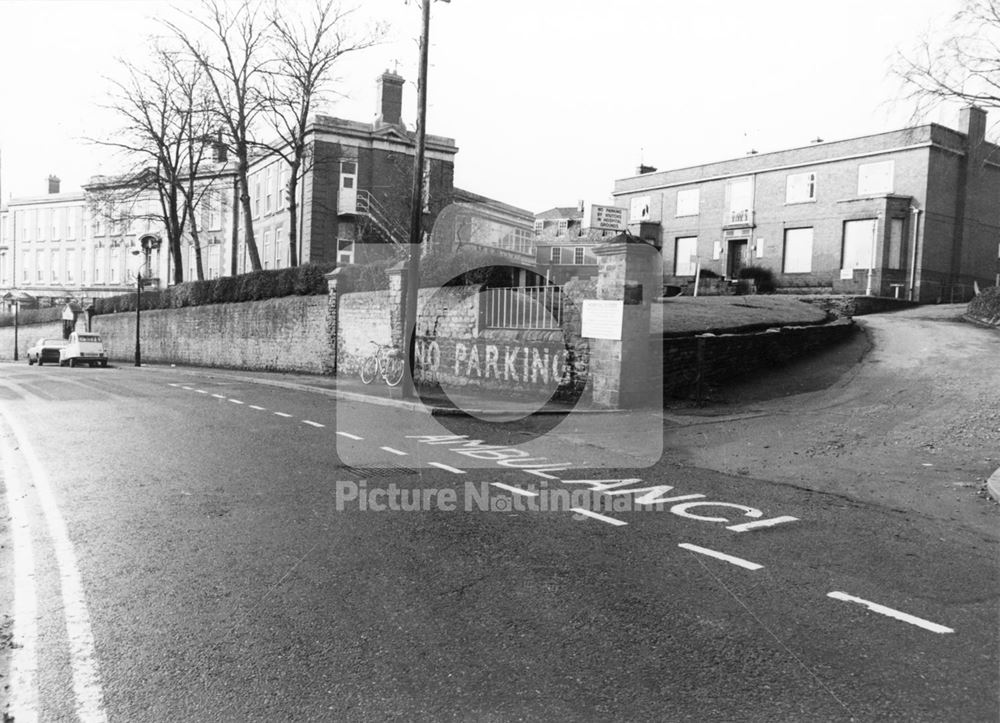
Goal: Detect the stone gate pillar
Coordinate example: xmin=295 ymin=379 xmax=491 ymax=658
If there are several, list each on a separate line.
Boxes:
xmin=589 ymin=236 xmax=661 ymax=408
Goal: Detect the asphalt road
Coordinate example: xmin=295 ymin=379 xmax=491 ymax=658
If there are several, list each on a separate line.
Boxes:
xmin=0 ymin=356 xmax=997 ymax=722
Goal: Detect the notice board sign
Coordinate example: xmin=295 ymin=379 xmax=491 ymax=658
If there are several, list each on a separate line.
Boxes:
xmin=581 ymin=299 xmax=624 ymax=340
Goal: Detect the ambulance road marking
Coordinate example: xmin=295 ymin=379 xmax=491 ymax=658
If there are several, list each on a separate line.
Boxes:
xmin=336 ymin=431 xmax=363 ymax=440
xmin=678 ymin=543 xmax=763 ymax=571
xmin=491 ymin=482 xmax=539 ymax=497
xmin=428 ymin=462 xmax=466 ymax=475
xmin=571 ymin=508 xmax=628 ymax=526
xmin=380 ymin=446 xmax=408 ymax=456
xmin=827 ymin=592 xmax=954 ymax=634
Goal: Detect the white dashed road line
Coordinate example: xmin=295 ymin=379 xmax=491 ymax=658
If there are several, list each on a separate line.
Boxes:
xmin=570 ymin=508 xmax=627 ymax=526
xmin=827 ymin=591 xmax=954 ymax=634
xmin=249 ymin=405 xmax=266 ymax=411
xmin=229 ymin=399 xmax=244 ymax=405
xmin=336 ymin=431 xmax=364 ymax=440
xmin=195 ymin=390 xmax=207 ymax=394
xmin=428 ymin=462 xmax=466 ymax=475
xmin=678 ymin=543 xmax=763 ymax=571
xmin=273 ymin=412 xmax=292 ymax=418
xmin=302 ymin=420 xmax=325 ymax=428
xmin=211 ymin=393 xmax=225 ymax=399
xmin=380 ymin=446 xmax=408 ymax=456
xmin=491 ymin=482 xmax=538 ymax=497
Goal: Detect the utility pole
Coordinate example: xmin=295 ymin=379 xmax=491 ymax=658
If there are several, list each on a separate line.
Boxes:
xmin=401 ymin=0 xmax=434 ymax=399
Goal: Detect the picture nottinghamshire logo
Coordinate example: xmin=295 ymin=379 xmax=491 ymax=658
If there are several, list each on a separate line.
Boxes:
xmin=334 ymin=480 xmax=674 ymax=513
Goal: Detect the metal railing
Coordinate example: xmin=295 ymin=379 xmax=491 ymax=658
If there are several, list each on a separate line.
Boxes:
xmin=484 ymin=285 xmax=564 ymax=330
xmin=356 ymin=190 xmax=409 ymax=249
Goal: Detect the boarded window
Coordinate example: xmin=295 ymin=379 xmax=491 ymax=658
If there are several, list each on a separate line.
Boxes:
xmin=786 ymin=172 xmax=816 ymax=203
xmin=783 ymin=227 xmax=813 ymax=273
xmin=676 ymin=188 xmax=699 ymax=217
xmin=675 ymin=236 xmax=698 ymax=276
xmin=857 ymin=161 xmax=894 ymax=195
xmin=843 ymin=219 xmax=877 ymax=269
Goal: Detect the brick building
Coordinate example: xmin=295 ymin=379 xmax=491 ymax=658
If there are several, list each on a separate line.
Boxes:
xmin=239 ymin=69 xmax=458 ymax=270
xmin=613 ymin=107 xmax=1000 ymax=301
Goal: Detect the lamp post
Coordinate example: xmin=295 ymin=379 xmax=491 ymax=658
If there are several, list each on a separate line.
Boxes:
xmin=133 ymin=234 xmax=162 ymax=367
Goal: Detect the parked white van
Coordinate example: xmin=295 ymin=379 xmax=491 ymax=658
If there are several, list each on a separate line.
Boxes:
xmin=59 ymin=332 xmax=109 ymax=368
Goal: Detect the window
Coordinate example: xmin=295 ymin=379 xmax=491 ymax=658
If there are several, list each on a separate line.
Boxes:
xmin=726 ymin=177 xmax=753 ymax=213
xmin=556 ymin=219 xmax=568 ymax=237
xmin=35 ymin=250 xmax=44 ymax=281
xmin=68 ymin=207 xmax=79 ymax=239
xmin=253 ymin=175 xmax=262 ymax=218
xmin=533 ymin=219 xmax=545 ymax=235
xmin=265 ymin=166 xmax=273 ymax=214
xmin=262 ymin=230 xmax=272 ymax=269
xmin=676 ymin=188 xmax=700 ymax=217
xmin=786 ymin=172 xmax=816 ymax=204
xmin=274 ymin=226 xmax=284 ymax=268
xmin=629 ymin=195 xmax=651 ymax=222
xmin=279 ymin=166 xmax=289 ymax=209
xmin=573 ymin=247 xmax=585 ymax=265
xmin=110 ymin=248 xmax=121 ymax=283
xmin=888 ymin=218 xmax=905 ymax=270
xmin=857 ymin=161 xmax=894 ymax=195
xmin=65 ymin=250 xmax=75 ymax=282
xmin=50 ymin=250 xmax=59 ymax=281
xmin=674 ymin=236 xmax=698 ymax=276
xmin=95 ymin=249 xmax=104 ymax=283
xmin=842 ymin=219 xmax=877 ymax=270
xmin=209 ymin=193 xmax=222 ymax=230
xmin=783 ymin=227 xmax=814 ymax=273
xmin=549 ymin=247 xmax=561 ymax=264
xmin=337 ymin=238 xmax=355 ymax=264
xmin=0 ymin=252 xmax=7 ymax=285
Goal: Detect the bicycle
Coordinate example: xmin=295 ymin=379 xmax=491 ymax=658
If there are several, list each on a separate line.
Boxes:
xmin=359 ymin=340 xmax=406 ymax=387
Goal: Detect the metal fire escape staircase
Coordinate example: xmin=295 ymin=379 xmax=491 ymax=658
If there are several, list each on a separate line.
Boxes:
xmin=353 ymin=190 xmax=409 ymax=253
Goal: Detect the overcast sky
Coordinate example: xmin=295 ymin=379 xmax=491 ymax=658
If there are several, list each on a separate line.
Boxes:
xmin=0 ymin=0 xmax=967 ymax=213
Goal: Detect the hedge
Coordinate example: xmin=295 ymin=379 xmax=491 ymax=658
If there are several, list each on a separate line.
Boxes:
xmin=92 ymin=262 xmax=337 ymax=315
xmin=0 ymin=305 xmax=64 ymax=328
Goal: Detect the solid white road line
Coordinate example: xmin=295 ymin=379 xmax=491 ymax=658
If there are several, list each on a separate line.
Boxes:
xmin=2 ymin=435 xmax=40 ymax=723
xmin=827 ymin=591 xmax=954 ymax=634
xmin=0 ymin=409 xmax=109 ymax=722
xmin=229 ymin=399 xmax=244 ymax=405
xmin=336 ymin=431 xmax=364 ymax=440
xmin=678 ymin=543 xmax=763 ymax=571
xmin=428 ymin=462 xmax=466 ymax=474
xmin=302 ymin=420 xmax=325 ymax=428
xmin=570 ymin=508 xmax=628 ymax=526
xmin=274 ymin=412 xmax=292 ymax=418
xmin=491 ymin=482 xmax=539 ymax=497
xmin=524 ymin=469 xmax=558 ymax=480
xmin=380 ymin=446 xmax=408 ymax=456
xmin=249 ymin=405 xmax=266 ymax=411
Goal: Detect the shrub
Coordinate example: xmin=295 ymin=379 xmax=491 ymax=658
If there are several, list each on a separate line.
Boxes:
xmin=738 ymin=265 xmax=777 ymax=293
xmin=968 ymin=285 xmax=1000 ymax=324
xmin=698 ymin=268 xmax=721 ymax=279
xmin=91 ymin=262 xmax=337 ymax=315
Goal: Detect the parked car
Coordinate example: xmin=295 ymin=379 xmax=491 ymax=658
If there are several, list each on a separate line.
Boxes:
xmin=27 ymin=337 xmax=69 ymax=366
xmin=59 ymin=332 xmax=109 ymax=368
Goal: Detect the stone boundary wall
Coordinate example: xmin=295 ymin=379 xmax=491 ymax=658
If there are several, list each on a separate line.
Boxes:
xmin=661 ymin=319 xmax=857 ymax=398
xmin=0 ymin=321 xmax=67 ymax=360
xmin=92 ymin=295 xmax=332 ymax=373
xmin=800 ymin=295 xmax=917 ymax=318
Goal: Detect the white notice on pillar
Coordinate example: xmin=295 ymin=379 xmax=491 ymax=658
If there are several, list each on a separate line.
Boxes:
xmin=582 ymin=300 xmax=624 ymax=340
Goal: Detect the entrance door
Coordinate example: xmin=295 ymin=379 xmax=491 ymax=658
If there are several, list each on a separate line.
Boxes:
xmin=727 ymin=239 xmax=749 ymax=277
xmin=337 ymin=160 xmax=358 ymax=214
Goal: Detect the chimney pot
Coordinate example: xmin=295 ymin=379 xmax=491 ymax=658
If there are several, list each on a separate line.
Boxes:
xmin=47 ymin=175 xmax=61 ymax=194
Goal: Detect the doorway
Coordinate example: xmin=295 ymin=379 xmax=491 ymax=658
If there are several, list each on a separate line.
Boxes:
xmin=727 ymin=238 xmax=749 ymax=277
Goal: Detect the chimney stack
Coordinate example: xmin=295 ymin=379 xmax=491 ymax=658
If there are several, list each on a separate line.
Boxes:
xmin=636 ymin=164 xmax=657 ymax=175
xmin=959 ymin=105 xmax=987 ymax=147
xmin=375 ymin=69 xmax=405 ymax=128
xmin=47 ymin=175 xmax=61 ymax=194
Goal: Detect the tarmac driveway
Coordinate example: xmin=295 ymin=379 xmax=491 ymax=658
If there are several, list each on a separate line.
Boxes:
xmin=667 ymin=303 xmax=999 ymax=537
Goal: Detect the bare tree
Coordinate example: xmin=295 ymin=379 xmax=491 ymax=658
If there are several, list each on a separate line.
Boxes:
xmin=94 ymin=47 xmax=215 ymax=284
xmin=895 ymin=0 xmax=1000 ymax=119
xmin=165 ymin=0 xmax=270 ymax=272
xmin=261 ymin=0 xmax=386 ymax=266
